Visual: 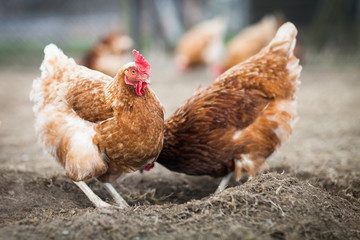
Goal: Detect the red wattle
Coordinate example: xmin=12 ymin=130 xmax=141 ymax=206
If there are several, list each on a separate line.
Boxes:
xmin=135 ymin=81 xmax=148 ymax=96
xmin=125 ymin=76 xmax=148 ymax=96
xmin=135 ymin=82 xmax=142 ymax=96
xmin=143 ymin=163 xmax=155 ymax=171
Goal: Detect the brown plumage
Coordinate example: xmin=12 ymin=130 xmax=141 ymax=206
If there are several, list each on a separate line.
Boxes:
xmin=30 ymin=45 xmax=164 ymax=207
xmin=82 ymin=32 xmax=134 ymax=76
xmin=157 ymin=22 xmax=301 ymax=190
xmin=175 ymin=17 xmax=226 ymax=72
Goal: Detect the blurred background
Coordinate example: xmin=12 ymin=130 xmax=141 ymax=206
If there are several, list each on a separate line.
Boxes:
xmin=0 ymin=0 xmax=359 ymax=68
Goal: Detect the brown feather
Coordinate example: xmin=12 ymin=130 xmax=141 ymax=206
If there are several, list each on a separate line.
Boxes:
xmin=93 ymin=81 xmax=164 ymax=176
xmin=62 ymin=79 xmax=113 ymax=122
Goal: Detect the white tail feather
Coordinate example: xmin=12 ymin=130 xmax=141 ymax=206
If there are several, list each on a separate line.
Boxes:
xmin=30 ymin=44 xmax=107 ymax=181
xmin=40 ymin=43 xmax=76 ymax=79
xmin=267 ymin=22 xmax=302 ymax=89
xmin=267 ymin=22 xmax=297 ymax=56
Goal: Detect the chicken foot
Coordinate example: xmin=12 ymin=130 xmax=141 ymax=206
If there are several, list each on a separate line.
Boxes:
xmin=73 ymin=181 xmax=128 ymax=208
xmin=73 ymin=181 xmax=113 ymax=208
xmin=103 ymin=183 xmax=129 ymax=208
xmin=215 ymin=172 xmax=234 ymax=193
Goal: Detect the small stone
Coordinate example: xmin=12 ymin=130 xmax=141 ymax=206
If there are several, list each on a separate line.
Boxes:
xmin=62 ymin=230 xmax=69 ymax=235
xmin=266 ymin=219 xmax=274 ymax=227
xmin=8 ymin=190 xmax=15 ymax=196
xmin=64 ymin=221 xmax=72 ymax=227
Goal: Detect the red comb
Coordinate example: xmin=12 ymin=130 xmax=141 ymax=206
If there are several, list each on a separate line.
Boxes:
xmin=132 ymin=49 xmax=151 ymax=77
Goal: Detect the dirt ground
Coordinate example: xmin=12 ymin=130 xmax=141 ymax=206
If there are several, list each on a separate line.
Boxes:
xmin=0 ymin=51 xmax=359 ymax=239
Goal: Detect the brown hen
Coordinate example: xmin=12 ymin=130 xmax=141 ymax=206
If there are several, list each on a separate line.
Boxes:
xmin=157 ymin=22 xmax=301 ymax=191
xmin=31 ymin=45 xmax=164 ymax=208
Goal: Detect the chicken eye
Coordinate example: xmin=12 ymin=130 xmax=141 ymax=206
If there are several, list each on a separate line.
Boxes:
xmin=131 ymin=69 xmax=136 ymax=74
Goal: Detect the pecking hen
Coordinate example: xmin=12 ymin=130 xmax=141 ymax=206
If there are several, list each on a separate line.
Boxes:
xmin=156 ymin=22 xmax=301 ymax=192
xmin=30 ymin=44 xmax=164 ymax=208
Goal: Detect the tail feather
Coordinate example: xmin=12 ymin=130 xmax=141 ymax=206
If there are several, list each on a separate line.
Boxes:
xmin=31 ymin=44 xmax=74 ymax=111
xmin=31 ymin=44 xmax=107 ymax=181
xmin=40 ymin=43 xmax=75 ymax=79
xmin=267 ymin=22 xmax=297 ymax=56
xmin=218 ymin=22 xmax=301 ymax=100
xmin=230 ymin=23 xmax=301 ymax=176
xmin=266 ymin=22 xmax=302 ymax=89
xmin=250 ymin=22 xmax=301 ymax=99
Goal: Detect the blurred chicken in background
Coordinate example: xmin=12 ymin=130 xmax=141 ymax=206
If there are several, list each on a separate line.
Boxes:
xmin=175 ymin=17 xmax=226 ymax=72
xmin=212 ymin=14 xmax=304 ymax=76
xmin=82 ymin=32 xmax=134 ymax=76
xmin=212 ymin=14 xmax=282 ymax=76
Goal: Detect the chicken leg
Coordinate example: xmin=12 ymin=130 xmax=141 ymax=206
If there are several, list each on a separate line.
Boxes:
xmin=73 ymin=181 xmax=113 ymax=208
xmin=73 ymin=181 xmax=128 ymax=208
xmin=103 ymin=183 xmax=129 ymax=208
xmin=215 ymin=172 xmax=234 ymax=193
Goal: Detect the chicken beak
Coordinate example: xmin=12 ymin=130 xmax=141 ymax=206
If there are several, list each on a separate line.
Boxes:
xmin=142 ymin=75 xmax=150 ymax=84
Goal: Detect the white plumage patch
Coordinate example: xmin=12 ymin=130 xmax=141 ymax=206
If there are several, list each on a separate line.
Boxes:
xmin=232 ymin=130 xmax=243 ymax=140
xmin=242 ymin=155 xmax=254 ymax=168
xmin=30 ymin=77 xmax=44 ymax=113
xmin=268 ymin=22 xmax=296 ymax=53
xmin=30 ymin=43 xmax=113 ymax=181
xmin=272 ymin=125 xmax=288 ymax=143
xmin=41 ymin=44 xmax=68 ymax=78
xmin=266 ymin=99 xmax=297 ymax=144
xmin=65 ymin=122 xmax=100 ymax=180
xmin=235 ymin=159 xmax=243 ymax=168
